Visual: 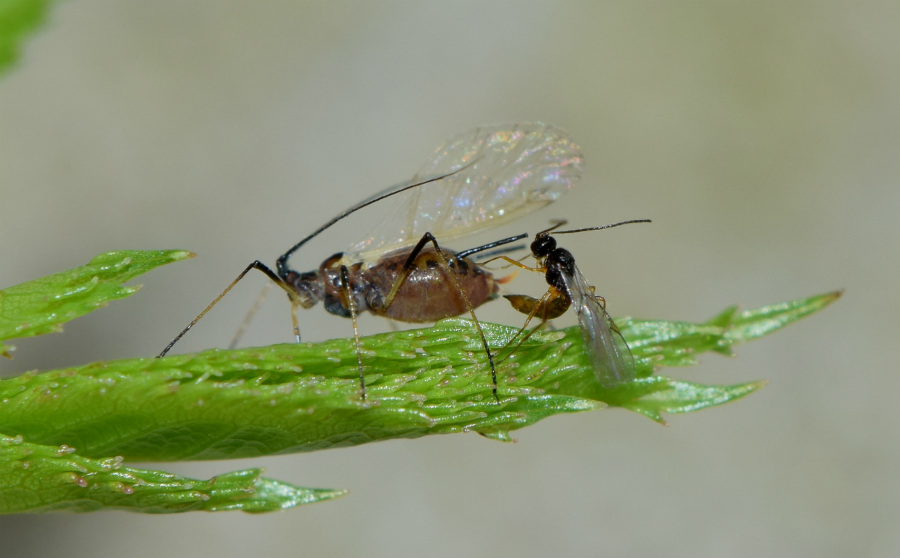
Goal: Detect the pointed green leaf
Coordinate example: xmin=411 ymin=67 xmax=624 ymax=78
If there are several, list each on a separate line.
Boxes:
xmin=0 ymin=433 xmax=346 ymax=514
xmin=0 ymin=251 xmax=194 ymax=350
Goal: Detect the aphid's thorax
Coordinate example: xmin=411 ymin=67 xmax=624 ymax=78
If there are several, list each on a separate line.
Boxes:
xmin=313 ymin=253 xmax=365 ymax=318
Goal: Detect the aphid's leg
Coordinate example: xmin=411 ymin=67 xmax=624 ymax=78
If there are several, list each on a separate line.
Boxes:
xmin=383 ymin=232 xmax=503 ymax=402
xmin=228 ymin=282 xmax=273 ymax=349
xmin=158 ymin=261 xmax=298 ymax=357
xmin=289 ymin=298 xmax=302 ymax=343
xmin=339 ymin=265 xmax=367 ymax=401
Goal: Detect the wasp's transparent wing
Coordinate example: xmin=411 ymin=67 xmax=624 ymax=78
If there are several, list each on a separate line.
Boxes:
xmin=558 ymin=264 xmax=636 ymax=388
xmin=347 ymin=123 xmax=583 ymax=260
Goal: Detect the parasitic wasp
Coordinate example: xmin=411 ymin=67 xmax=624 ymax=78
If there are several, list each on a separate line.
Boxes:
xmin=499 ymin=219 xmax=651 ymax=389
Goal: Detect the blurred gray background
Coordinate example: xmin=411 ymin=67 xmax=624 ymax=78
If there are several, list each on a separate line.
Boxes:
xmin=1 ymin=2 xmax=897 ymax=557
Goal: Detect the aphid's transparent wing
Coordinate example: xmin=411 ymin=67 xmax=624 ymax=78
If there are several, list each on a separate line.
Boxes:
xmin=558 ymin=264 xmax=636 ymax=388
xmin=347 ymin=123 xmax=583 ymax=260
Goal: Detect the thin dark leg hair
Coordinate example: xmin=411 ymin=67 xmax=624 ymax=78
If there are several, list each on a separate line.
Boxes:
xmin=158 ymin=260 xmax=298 ymax=358
xmin=228 ymin=281 xmax=274 ymax=349
xmin=339 ymin=264 xmax=367 ymax=400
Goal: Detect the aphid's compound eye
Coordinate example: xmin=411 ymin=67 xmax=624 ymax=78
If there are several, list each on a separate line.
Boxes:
xmin=531 ymin=235 xmax=556 ymax=257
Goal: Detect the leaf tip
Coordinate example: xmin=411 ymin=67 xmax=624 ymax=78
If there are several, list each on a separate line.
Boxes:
xmin=824 ymin=289 xmax=844 ymax=303
xmin=172 ymin=250 xmax=196 ymax=262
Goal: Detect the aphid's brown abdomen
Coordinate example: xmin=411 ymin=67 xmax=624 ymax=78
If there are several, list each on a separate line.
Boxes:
xmin=357 ymin=248 xmax=497 ymax=323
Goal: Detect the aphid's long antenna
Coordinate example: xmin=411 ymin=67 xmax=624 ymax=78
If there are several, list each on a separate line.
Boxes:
xmin=276 ymin=159 xmax=481 ymax=277
xmin=228 ymin=281 xmax=274 ymax=349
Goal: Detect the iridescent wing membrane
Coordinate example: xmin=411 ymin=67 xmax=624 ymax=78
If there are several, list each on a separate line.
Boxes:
xmin=558 ymin=263 xmax=636 ymax=388
xmin=346 ymin=123 xmax=583 ymax=263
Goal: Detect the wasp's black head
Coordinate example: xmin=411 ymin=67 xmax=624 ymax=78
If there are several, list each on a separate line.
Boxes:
xmin=531 ymin=233 xmax=557 ymax=258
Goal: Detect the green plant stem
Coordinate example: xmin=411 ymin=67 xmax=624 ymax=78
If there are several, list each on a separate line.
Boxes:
xmin=0 ymin=433 xmax=345 ymax=513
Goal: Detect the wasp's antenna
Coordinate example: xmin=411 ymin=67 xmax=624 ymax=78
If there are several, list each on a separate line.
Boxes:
xmin=553 ymin=219 xmax=652 ymax=235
